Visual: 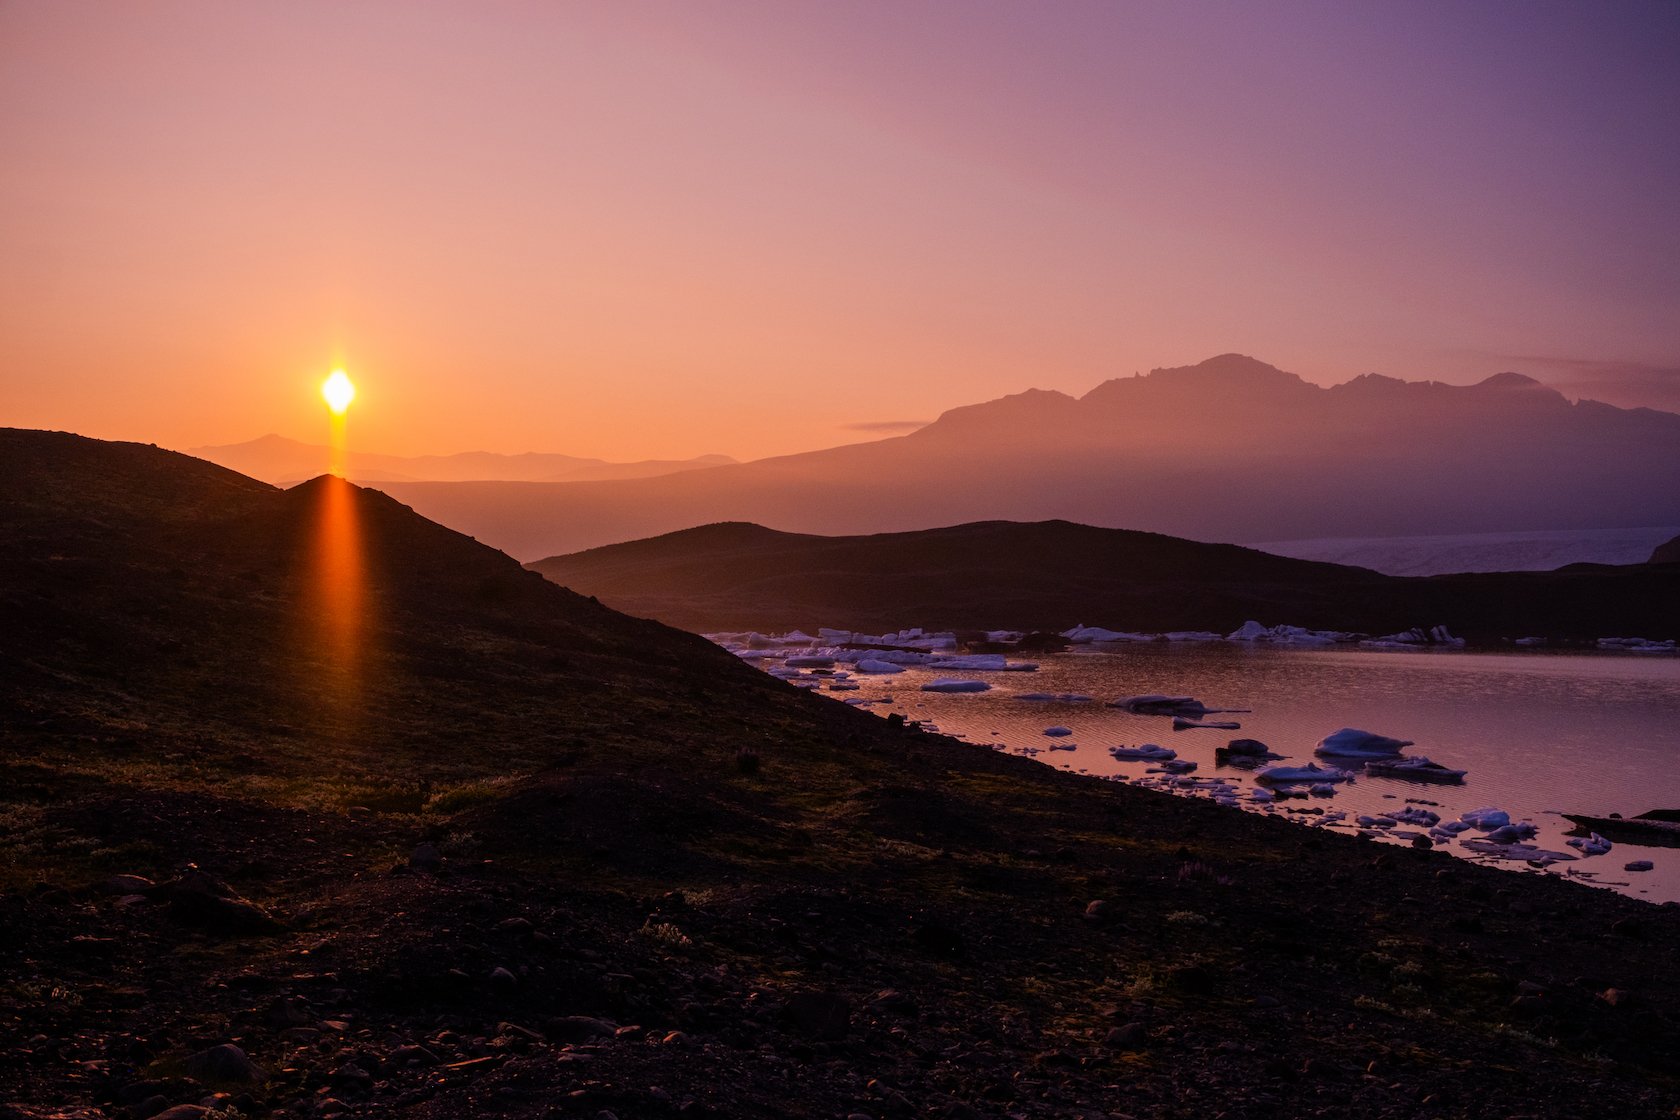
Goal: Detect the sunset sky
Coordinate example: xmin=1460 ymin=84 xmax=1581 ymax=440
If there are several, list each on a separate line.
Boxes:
xmin=3 ymin=1 xmax=1677 ymax=460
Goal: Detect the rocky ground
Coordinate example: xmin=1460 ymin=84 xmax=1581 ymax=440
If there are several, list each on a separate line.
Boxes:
xmin=3 ymin=431 xmax=1679 ymax=1119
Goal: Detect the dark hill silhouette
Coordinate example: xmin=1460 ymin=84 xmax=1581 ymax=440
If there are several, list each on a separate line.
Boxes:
xmin=1653 ymin=533 xmax=1680 ymax=564
xmin=530 ymin=519 xmax=1680 ymax=640
xmin=5 ymin=427 xmax=1680 ymax=1115
xmin=383 ymin=354 xmax=1680 ymax=560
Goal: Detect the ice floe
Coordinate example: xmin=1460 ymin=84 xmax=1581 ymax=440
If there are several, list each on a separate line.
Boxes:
xmin=1567 ymin=832 xmax=1613 ymax=856
xmin=1256 ymin=763 xmax=1353 ymax=785
xmin=1363 ymin=756 xmax=1466 ymax=783
xmin=1063 ymin=625 xmax=1160 ymax=643
xmin=1459 ymin=807 xmax=1510 ymax=830
xmin=1597 ymin=637 xmax=1678 ymax=652
xmin=1314 ymin=728 xmax=1414 ymax=758
xmin=1109 ymin=744 xmax=1176 ymax=761
xmin=1173 ymin=718 xmax=1241 ymax=731
xmin=921 ymin=679 xmax=991 ymax=693
xmin=1226 ymin=621 xmax=1348 ymax=645
xmin=1360 ymin=625 xmax=1465 ymax=650
xmin=854 ymin=659 xmax=906 ymax=674
xmin=1042 ymin=726 xmax=1074 ymax=737
xmin=926 ymin=654 xmax=1039 ymax=671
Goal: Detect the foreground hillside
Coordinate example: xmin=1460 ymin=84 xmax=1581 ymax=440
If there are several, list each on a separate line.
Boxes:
xmin=529 ymin=520 xmax=1680 ymax=640
xmin=4 ymin=428 xmax=1680 ymax=1119
xmin=383 ymin=354 xmax=1680 ymax=559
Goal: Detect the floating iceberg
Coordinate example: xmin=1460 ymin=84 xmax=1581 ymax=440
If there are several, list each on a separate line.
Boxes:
xmin=927 ymin=654 xmax=1038 ymax=672
xmin=1314 ymin=728 xmax=1414 ymax=758
xmin=1109 ymin=694 xmax=1212 ymax=715
xmin=1164 ymin=631 xmax=1223 ymax=642
xmin=1227 ymin=621 xmax=1349 ymax=645
xmin=1256 ymin=763 xmax=1353 ymax=784
xmin=1216 ymin=738 xmax=1278 ymax=759
xmin=1173 ymin=718 xmax=1241 ymax=731
xmin=1362 ymin=756 xmax=1465 ymax=783
xmin=1567 ymin=832 xmax=1613 ymax=856
xmin=921 ymin=679 xmax=991 ymax=693
xmin=786 ymin=655 xmax=835 ymax=668
xmin=1063 ymin=626 xmax=1159 ymax=643
xmin=1042 ymin=726 xmax=1074 ymax=737
xmin=1459 ymin=807 xmax=1510 ymax=830
xmin=1390 ymin=806 xmax=1440 ymax=827
xmin=1597 ymin=637 xmax=1678 ymax=652
xmin=1458 ymin=839 xmax=1575 ymax=864
xmin=854 ymin=659 xmax=906 ymax=674
xmin=1109 ymin=744 xmax=1176 ymax=761
xmin=1360 ymin=625 xmax=1465 ymax=650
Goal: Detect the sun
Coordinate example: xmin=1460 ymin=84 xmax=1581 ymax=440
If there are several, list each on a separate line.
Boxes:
xmin=322 ymin=370 xmax=356 ymax=414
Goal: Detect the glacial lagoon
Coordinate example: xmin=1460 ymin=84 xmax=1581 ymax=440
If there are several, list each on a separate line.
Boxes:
xmin=743 ymin=639 xmax=1680 ymax=903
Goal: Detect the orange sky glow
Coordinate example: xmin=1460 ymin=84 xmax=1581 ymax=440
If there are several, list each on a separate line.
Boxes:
xmin=3 ymin=3 xmax=1677 ymax=460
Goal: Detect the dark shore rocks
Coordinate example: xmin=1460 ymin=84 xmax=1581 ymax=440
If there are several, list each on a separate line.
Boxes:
xmin=184 ymin=1043 xmax=266 ymax=1083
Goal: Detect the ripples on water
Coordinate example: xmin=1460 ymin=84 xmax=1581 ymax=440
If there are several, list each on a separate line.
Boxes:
xmin=835 ymin=645 xmax=1680 ymax=903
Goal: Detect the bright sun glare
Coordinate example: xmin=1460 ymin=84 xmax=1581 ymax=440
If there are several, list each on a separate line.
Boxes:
xmin=322 ymin=370 xmax=356 ymax=414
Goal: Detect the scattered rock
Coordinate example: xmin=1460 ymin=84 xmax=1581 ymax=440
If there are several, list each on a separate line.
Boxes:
xmin=184 ymin=1043 xmax=266 ymax=1083
xmin=409 ymin=843 xmax=442 ymax=871
xmin=164 ymin=871 xmax=283 ymax=936
xmin=101 ymin=873 xmax=155 ymax=894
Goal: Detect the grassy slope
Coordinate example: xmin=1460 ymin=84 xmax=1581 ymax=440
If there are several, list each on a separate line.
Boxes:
xmin=528 ymin=520 xmax=1680 ymax=640
xmin=3 ymin=429 xmax=1679 ymax=1119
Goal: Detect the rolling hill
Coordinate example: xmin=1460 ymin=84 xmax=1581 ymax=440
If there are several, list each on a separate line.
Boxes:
xmin=529 ymin=519 xmax=1680 ymax=640
xmin=5 ymin=427 xmax=1680 ymax=1118
xmin=383 ymin=354 xmax=1680 ymax=560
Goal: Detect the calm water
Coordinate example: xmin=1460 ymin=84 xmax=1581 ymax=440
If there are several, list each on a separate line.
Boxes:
xmin=833 ymin=645 xmax=1680 ymax=903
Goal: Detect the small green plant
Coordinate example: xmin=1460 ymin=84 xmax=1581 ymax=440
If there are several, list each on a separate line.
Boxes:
xmin=426 ymin=776 xmax=518 ymax=813
xmin=637 ymin=920 xmax=693 ymax=949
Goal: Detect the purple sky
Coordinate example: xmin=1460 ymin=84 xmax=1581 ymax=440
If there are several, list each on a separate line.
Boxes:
xmin=2 ymin=1 xmax=1676 ymax=458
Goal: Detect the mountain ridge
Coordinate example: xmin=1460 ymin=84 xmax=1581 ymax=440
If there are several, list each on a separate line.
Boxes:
xmin=186 ymin=432 xmax=736 ymax=486
xmin=382 ymin=354 xmax=1680 ymax=560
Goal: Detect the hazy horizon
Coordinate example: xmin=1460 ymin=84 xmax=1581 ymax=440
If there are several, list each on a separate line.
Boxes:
xmin=5 ymin=3 xmax=1678 ymax=460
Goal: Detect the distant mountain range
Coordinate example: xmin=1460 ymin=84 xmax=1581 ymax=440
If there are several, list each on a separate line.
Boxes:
xmin=528 ymin=519 xmax=1680 ymax=640
xmin=379 ymin=354 xmax=1680 ymax=560
xmin=186 ymin=433 xmax=735 ymax=486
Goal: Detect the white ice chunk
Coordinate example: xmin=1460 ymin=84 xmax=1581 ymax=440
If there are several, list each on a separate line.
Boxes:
xmin=1109 ymin=744 xmax=1176 ymax=761
xmin=1256 ymin=763 xmax=1353 ymax=784
xmin=921 ymin=679 xmax=991 ymax=693
xmin=1459 ymin=807 xmax=1510 ymax=830
xmin=1314 ymin=728 xmax=1413 ymax=758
